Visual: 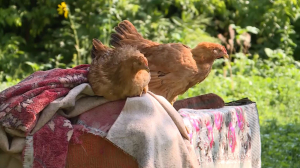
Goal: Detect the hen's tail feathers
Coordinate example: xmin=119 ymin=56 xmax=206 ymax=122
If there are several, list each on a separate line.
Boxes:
xmin=110 ymin=34 xmax=123 ymax=47
xmin=110 ymin=20 xmax=144 ymax=47
xmin=91 ymin=39 xmax=108 ymax=59
xmin=116 ymin=20 xmax=142 ymax=37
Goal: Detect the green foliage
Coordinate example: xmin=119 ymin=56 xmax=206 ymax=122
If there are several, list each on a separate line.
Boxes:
xmin=1 ymin=0 xmax=300 ymax=167
xmin=0 ymin=77 xmax=20 ymax=92
xmin=261 ymin=121 xmax=300 ymax=168
xmin=213 ymin=0 xmax=300 ymax=57
xmin=1 ymin=0 xmax=300 ymax=79
xmin=0 ymin=0 xmax=218 ymax=80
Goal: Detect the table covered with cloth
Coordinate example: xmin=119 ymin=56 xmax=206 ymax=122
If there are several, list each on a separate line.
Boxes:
xmin=177 ymin=101 xmax=261 ymax=168
xmin=71 ymin=96 xmax=261 ymax=168
xmin=0 ymin=65 xmax=261 ymax=168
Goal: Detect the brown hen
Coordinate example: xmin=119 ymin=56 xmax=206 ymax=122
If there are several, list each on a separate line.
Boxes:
xmin=88 ymin=39 xmax=150 ymax=101
xmin=110 ymin=20 xmax=229 ymax=104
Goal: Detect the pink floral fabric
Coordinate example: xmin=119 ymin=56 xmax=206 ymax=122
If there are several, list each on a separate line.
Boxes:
xmin=179 ymin=106 xmax=252 ymax=167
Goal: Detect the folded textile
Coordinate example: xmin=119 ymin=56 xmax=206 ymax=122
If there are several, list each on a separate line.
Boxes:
xmin=76 ymin=99 xmax=126 ymax=137
xmin=105 ymin=92 xmax=198 ymax=168
xmin=0 ymin=64 xmax=89 ymax=134
xmin=23 ymin=115 xmax=75 ymax=168
xmin=21 ymin=83 xmax=108 ymax=168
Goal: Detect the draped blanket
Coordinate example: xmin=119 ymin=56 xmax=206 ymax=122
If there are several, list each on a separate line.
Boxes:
xmin=0 ymin=64 xmax=89 ymax=134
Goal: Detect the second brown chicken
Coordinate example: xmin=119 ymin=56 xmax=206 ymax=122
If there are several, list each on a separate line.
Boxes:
xmin=88 ymin=39 xmax=151 ymax=101
xmin=110 ymin=20 xmax=229 ymax=104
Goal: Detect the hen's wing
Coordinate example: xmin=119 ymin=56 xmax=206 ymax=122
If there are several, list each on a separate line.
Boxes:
xmin=110 ymin=20 xmax=159 ymax=49
xmin=91 ymin=39 xmax=111 ymax=60
xmin=141 ymin=43 xmax=198 ymax=101
xmin=89 ymin=39 xmax=115 ymax=96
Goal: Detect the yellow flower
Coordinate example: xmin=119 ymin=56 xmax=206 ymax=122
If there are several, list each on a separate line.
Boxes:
xmin=57 ymin=2 xmax=69 ymax=18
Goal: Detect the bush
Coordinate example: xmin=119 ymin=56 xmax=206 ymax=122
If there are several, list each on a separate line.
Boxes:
xmin=1 ymin=0 xmax=300 ymax=167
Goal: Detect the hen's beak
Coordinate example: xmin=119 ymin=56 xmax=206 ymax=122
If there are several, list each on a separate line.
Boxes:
xmin=144 ymin=66 xmax=150 ymax=72
xmin=217 ymin=53 xmax=229 ymax=59
xmin=223 ymin=53 xmax=229 ymax=59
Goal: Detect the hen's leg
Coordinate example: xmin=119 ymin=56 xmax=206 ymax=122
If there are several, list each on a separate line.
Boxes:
xmin=139 ymin=86 xmax=148 ymax=97
xmin=143 ymin=85 xmax=148 ymax=94
xmin=170 ymin=95 xmax=178 ymax=106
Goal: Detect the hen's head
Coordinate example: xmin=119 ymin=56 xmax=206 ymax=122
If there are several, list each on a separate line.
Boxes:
xmin=131 ymin=55 xmax=149 ymax=73
xmin=191 ymin=42 xmax=229 ymax=62
xmin=116 ymin=45 xmax=149 ymax=73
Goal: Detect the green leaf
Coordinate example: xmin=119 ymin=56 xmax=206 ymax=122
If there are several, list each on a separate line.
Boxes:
xmin=264 ymin=48 xmax=274 ymax=57
xmin=246 ymin=26 xmax=259 ymax=34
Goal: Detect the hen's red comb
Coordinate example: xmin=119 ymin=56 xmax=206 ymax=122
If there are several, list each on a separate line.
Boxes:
xmin=143 ymin=58 xmax=148 ymax=66
xmin=221 ymin=46 xmax=227 ymax=54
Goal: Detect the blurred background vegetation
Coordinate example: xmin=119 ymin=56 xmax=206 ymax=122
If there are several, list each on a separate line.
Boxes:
xmin=0 ymin=0 xmax=300 ymax=167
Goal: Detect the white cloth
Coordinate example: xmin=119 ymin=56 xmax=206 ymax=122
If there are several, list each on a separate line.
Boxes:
xmin=107 ymin=92 xmax=198 ymax=168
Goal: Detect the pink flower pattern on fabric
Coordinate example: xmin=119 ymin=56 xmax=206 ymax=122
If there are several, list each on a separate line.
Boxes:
xmin=236 ymin=107 xmax=245 ymax=131
xmin=214 ymin=112 xmax=223 ymax=130
xmin=206 ymin=120 xmax=213 ymax=148
xmin=178 ymin=106 xmax=252 ymax=166
xmin=191 ymin=117 xmax=200 ymax=132
xmin=228 ymin=122 xmax=237 ymax=153
xmin=180 ymin=113 xmax=195 ymax=143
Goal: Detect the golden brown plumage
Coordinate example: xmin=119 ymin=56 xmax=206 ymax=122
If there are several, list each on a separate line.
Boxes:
xmin=88 ymin=39 xmax=150 ymax=101
xmin=110 ymin=20 xmax=229 ymax=104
